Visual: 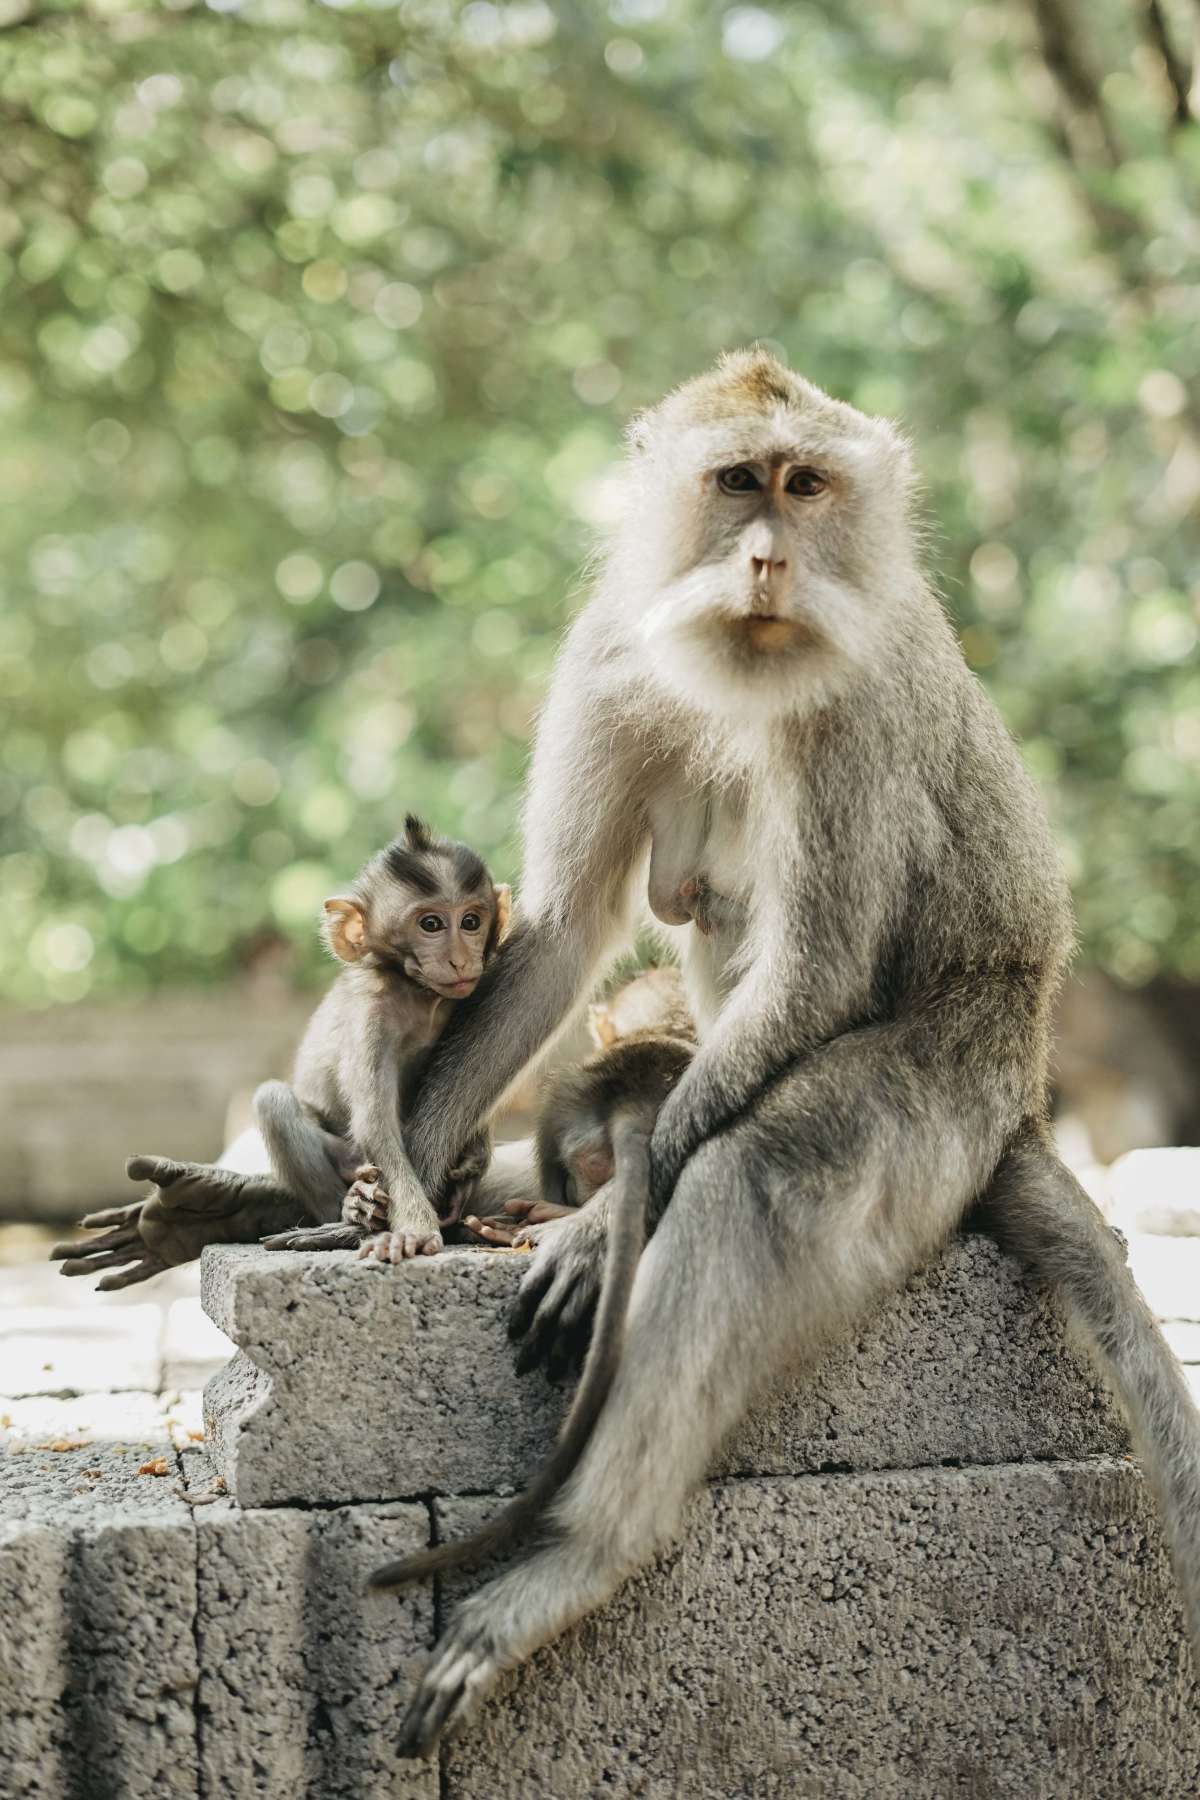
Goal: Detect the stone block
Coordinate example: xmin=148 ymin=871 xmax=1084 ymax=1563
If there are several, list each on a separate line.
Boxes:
xmin=183 ymin=1450 xmax=437 ymax=1800
xmin=201 ymin=1235 xmax=1128 ymax=1508
xmin=0 ymin=1392 xmax=198 ymax=1800
xmin=437 ymin=1461 xmax=1200 ymax=1800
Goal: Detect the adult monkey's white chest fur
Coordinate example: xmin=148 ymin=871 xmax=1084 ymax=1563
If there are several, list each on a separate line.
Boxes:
xmin=646 ymin=766 xmax=758 ymax=1034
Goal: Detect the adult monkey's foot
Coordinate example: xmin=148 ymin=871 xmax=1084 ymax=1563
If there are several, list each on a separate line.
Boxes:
xmin=50 ymin=1156 xmax=297 ymax=1290
xmin=261 ymin=1165 xmax=382 ymax=1252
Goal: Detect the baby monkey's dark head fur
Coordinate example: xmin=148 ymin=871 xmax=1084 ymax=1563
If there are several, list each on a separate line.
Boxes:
xmin=321 ymin=815 xmax=511 ymax=1001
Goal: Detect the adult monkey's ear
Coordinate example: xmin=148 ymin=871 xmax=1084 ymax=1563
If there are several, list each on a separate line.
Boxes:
xmin=322 ymin=897 xmax=367 ymax=962
xmin=492 ymin=884 xmax=513 ymax=945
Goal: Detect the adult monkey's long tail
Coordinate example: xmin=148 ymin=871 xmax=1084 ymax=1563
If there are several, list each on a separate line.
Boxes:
xmin=368 ymin=1110 xmax=650 ymax=1589
xmin=981 ymin=1124 xmax=1200 ymax=1655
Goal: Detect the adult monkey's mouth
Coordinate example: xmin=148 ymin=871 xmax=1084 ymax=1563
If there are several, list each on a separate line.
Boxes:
xmin=736 ymin=614 xmax=807 ymax=651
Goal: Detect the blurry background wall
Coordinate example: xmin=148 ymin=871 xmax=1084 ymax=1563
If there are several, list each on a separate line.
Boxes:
xmin=1 ymin=0 xmax=1198 ymax=1222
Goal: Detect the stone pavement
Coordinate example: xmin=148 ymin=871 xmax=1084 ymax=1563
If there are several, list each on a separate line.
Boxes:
xmin=2 ymin=1230 xmax=1199 ymax=1798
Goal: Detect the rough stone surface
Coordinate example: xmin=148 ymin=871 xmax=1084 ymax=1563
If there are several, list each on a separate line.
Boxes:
xmin=0 ymin=1393 xmax=198 ymax=1800
xmin=3 ymin=1233 xmax=1197 ymax=1798
xmin=437 ymin=1462 xmax=1200 ymax=1800
xmin=0 ymin=1413 xmax=437 ymax=1800
xmin=202 ymin=1235 xmax=1128 ymax=1507
xmin=182 ymin=1450 xmax=437 ymax=1800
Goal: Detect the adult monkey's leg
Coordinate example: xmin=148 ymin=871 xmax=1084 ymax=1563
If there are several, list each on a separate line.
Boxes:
xmin=512 ymin=972 xmax=1035 ymax=1378
xmin=397 ymin=992 xmax=1022 ymax=1754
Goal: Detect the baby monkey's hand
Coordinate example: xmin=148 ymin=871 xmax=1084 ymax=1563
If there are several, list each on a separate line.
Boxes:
xmin=352 ymin=1169 xmax=444 ymax=1262
xmin=462 ymin=1195 xmax=575 ymax=1248
xmin=342 ymin=1166 xmax=389 ymax=1234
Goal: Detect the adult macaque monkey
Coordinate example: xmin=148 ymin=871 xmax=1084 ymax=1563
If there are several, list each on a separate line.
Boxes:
xmin=380 ymin=352 xmax=1200 ymax=1757
xmin=52 ymin=818 xmax=511 ymax=1282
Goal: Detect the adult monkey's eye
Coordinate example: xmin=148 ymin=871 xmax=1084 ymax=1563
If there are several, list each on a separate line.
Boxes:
xmin=786 ymin=467 xmax=828 ymax=498
xmin=460 ymin=913 xmax=481 ymax=932
xmin=418 ymin=915 xmax=444 ymax=933
xmin=717 ymin=465 xmax=760 ymax=494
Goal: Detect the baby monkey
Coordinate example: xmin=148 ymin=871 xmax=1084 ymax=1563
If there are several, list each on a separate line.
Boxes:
xmin=465 ymin=966 xmax=698 ymax=1250
xmin=260 ymin=814 xmax=510 ymax=1262
xmin=68 ymin=818 xmax=510 ymax=1280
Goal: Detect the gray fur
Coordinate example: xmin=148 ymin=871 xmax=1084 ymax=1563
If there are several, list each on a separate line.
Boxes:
xmin=53 ymin=826 xmax=509 ymax=1283
xmin=390 ymin=351 xmax=1200 ymax=1756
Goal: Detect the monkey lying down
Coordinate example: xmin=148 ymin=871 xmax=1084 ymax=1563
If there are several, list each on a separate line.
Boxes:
xmin=53 ymin=815 xmax=514 ymax=1284
xmin=55 ymin=352 xmax=1200 ymax=1761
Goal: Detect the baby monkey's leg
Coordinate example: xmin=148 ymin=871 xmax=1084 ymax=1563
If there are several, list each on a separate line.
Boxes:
xmin=253 ymin=1080 xmax=349 ymax=1220
xmin=256 ymin=1081 xmax=369 ymax=1251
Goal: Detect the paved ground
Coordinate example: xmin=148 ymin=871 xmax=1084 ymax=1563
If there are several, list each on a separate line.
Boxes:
xmin=0 ymin=1227 xmax=235 ymax=1418
xmin=2 ymin=1224 xmax=1197 ymax=1424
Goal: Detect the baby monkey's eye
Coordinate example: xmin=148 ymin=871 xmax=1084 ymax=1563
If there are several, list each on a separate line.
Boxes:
xmin=418 ymin=915 xmax=444 ymax=934
xmin=717 ymin=465 xmax=761 ymax=495
xmin=460 ymin=913 xmax=482 ymax=932
xmin=786 ymin=467 xmax=828 ymax=498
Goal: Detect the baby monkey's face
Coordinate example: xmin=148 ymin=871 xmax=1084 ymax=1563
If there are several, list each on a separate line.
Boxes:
xmin=392 ymin=887 xmax=499 ymax=999
xmin=322 ymin=830 xmax=511 ymax=998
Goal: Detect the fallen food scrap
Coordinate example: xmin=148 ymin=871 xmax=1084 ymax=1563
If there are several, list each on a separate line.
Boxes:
xmin=187 ymin=1429 xmax=204 ymax=1442
xmin=138 ymin=1457 xmax=171 ymax=1477
xmin=35 ymin=1439 xmax=91 ymax=1452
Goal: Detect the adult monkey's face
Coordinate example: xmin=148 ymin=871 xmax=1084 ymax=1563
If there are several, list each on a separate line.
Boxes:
xmin=606 ymin=349 xmax=922 ymax=722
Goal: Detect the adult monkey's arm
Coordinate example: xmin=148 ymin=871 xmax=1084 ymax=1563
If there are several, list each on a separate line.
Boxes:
xmin=50 ymin=1128 xmax=296 ymax=1289
xmin=403 ymin=645 xmax=650 ymax=1203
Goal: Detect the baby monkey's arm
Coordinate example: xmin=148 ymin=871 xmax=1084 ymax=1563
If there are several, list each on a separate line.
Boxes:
xmin=343 ymin=1023 xmax=444 ymax=1262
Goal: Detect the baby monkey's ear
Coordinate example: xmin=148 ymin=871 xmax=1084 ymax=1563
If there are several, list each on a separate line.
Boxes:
xmin=322 ymin=896 xmax=367 ymax=962
xmin=587 ymin=1001 xmax=619 ymax=1050
xmin=492 ymin=884 xmax=513 ymax=947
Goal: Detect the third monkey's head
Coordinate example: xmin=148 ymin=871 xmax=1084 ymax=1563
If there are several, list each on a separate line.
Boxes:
xmin=321 ymin=815 xmax=511 ymax=999
xmin=607 ymin=349 xmax=921 ymax=721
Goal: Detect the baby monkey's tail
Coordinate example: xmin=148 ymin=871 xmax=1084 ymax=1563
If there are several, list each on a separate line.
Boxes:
xmin=368 ymin=1109 xmax=650 ymax=1589
xmin=981 ymin=1124 xmax=1200 ymax=1658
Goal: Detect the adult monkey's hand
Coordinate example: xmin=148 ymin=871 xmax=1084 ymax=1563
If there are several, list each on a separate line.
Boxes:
xmin=50 ymin=1155 xmax=297 ymax=1290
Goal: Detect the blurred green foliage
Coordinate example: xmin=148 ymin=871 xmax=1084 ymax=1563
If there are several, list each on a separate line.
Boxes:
xmin=1 ymin=0 xmax=1198 ymax=1006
